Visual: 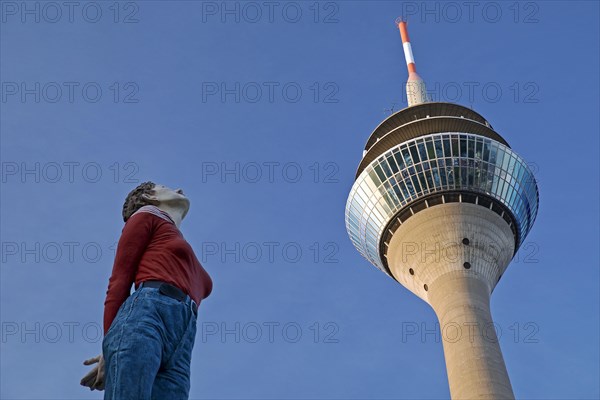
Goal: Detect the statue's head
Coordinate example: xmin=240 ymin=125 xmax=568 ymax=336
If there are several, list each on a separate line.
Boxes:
xmin=122 ymin=181 xmax=190 ymax=222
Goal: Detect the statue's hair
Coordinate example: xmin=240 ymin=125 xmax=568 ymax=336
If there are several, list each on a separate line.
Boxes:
xmin=122 ymin=181 xmax=156 ymax=222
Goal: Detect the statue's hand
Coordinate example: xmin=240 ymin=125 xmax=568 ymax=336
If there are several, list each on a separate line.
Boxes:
xmin=80 ymin=354 xmax=105 ymax=391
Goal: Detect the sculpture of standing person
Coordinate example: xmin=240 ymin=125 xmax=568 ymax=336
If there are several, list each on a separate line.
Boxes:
xmin=80 ymin=182 xmax=213 ymax=399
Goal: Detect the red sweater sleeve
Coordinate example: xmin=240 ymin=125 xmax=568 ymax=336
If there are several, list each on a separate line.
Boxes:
xmin=103 ymin=212 xmax=155 ymax=335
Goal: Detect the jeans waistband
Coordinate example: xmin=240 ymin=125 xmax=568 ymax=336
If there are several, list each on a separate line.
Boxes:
xmin=139 ymin=280 xmax=197 ymax=315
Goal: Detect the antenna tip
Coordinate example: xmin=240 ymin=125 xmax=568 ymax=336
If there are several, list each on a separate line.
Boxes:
xmin=394 ymin=17 xmax=405 ymax=26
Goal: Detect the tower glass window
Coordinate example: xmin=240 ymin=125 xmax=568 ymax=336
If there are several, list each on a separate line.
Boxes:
xmin=345 ymin=132 xmax=539 ymax=273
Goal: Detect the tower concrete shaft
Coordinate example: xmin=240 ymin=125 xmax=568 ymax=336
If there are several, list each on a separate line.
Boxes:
xmin=430 ymin=274 xmax=514 ymax=399
xmin=387 ymin=203 xmax=516 ymax=399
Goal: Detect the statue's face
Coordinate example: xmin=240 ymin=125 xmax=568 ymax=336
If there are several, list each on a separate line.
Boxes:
xmin=144 ymin=184 xmax=190 ymax=218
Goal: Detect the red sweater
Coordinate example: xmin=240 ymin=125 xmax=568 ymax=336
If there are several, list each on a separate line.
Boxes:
xmin=103 ymin=206 xmax=212 ymax=334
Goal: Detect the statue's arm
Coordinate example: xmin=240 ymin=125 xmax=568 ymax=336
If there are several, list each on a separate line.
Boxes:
xmin=102 ymin=212 xmax=155 ymax=335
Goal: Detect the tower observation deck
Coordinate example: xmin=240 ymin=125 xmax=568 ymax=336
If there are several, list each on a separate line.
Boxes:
xmin=345 ymin=21 xmax=539 ymax=399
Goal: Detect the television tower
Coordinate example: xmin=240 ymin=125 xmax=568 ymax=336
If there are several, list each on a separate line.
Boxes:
xmin=345 ymin=20 xmax=539 ymax=399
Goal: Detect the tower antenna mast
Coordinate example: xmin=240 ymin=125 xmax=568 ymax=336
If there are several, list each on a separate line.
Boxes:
xmin=395 ymin=18 xmax=428 ymax=106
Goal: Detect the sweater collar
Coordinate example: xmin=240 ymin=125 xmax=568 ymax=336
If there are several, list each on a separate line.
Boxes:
xmin=133 ymin=205 xmax=176 ymax=224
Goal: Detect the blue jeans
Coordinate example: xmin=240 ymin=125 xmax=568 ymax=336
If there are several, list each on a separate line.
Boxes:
xmin=102 ymin=286 xmax=198 ymax=400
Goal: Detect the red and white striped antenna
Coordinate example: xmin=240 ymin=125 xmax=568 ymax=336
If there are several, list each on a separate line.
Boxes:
xmin=395 ymin=18 xmax=428 ymax=106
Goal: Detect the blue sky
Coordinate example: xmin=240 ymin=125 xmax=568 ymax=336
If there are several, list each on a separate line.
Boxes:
xmin=1 ymin=1 xmax=598 ymax=399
